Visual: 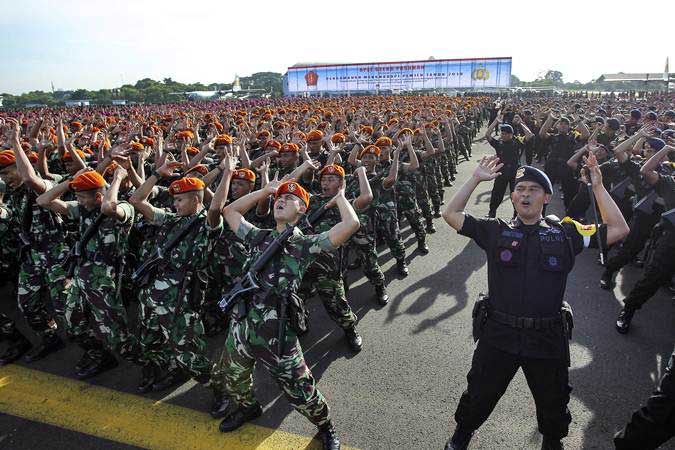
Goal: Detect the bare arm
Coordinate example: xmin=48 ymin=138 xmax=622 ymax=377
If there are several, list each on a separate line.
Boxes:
xmin=640 ymin=145 xmax=673 ymax=186
xmin=383 ymin=147 xmax=401 ymax=189
xmin=101 ymin=167 xmax=130 ymax=221
xmin=326 ymin=191 xmax=360 ymax=247
xmin=352 ymin=166 xmax=373 ymax=210
xmin=36 ymin=178 xmax=71 ymax=216
xmin=585 ymin=152 xmax=629 ymax=245
xmin=207 ymin=151 xmax=237 ymax=228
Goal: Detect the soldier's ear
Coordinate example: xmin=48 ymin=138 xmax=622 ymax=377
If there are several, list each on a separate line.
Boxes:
xmin=95 ymin=192 xmax=104 ymax=203
xmin=544 ymin=193 xmax=552 ymax=205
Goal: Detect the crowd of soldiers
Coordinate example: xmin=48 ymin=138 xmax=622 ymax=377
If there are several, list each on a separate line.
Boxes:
xmin=0 ymin=91 xmax=673 ymax=449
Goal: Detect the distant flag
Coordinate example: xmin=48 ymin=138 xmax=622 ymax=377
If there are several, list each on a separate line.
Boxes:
xmin=665 ymin=57 xmax=670 ymax=82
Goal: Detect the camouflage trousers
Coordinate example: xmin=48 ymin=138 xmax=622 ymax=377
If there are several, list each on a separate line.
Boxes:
xmin=349 ymin=224 xmax=386 ymax=287
xmin=138 ymin=275 xmax=211 ymax=382
xmin=376 ymin=211 xmax=406 ymax=261
xmin=66 ymin=263 xmax=139 ymax=362
xmin=425 ymin=169 xmax=442 ymax=210
xmin=398 ymin=193 xmax=425 ymax=241
xmin=440 ymin=152 xmax=452 ymax=182
xmin=0 ymin=314 xmax=15 ymax=339
xmin=212 ymin=311 xmax=331 ymax=427
xmin=415 ymin=177 xmax=433 ymax=221
xmin=300 ymin=264 xmax=357 ymax=330
xmin=17 ymin=250 xmax=67 ymax=338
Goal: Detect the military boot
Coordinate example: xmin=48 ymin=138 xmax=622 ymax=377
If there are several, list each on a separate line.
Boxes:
xmin=599 ymin=269 xmax=614 ymax=290
xmin=444 ymin=427 xmax=474 ymax=450
xmin=344 ymin=327 xmax=362 ymax=352
xmin=444 ymin=178 xmax=453 ymax=187
xmin=24 ymin=333 xmax=65 ymax=363
xmin=616 ymin=307 xmax=636 ymax=334
xmin=396 ymin=258 xmax=409 ymax=277
xmin=210 ymin=387 xmax=232 ymax=419
xmin=317 ymin=422 xmax=340 ymax=450
xmin=417 ymin=238 xmax=429 ymax=255
xmin=433 ymin=206 xmax=442 ymax=218
xmin=375 ymin=284 xmax=389 ymax=305
xmin=426 ymin=217 xmax=436 ymax=234
xmin=0 ymin=331 xmax=32 ymax=366
xmin=219 ymin=403 xmax=262 ymax=432
xmin=152 ymin=368 xmax=190 ymax=392
xmin=76 ymin=350 xmax=118 ymax=379
xmin=541 ymin=436 xmax=564 ymax=450
xmin=75 ymin=351 xmax=94 ymax=373
xmin=138 ymin=363 xmax=159 ymax=393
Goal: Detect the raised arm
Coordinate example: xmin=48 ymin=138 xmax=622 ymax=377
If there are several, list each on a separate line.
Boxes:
xmin=383 ymin=146 xmax=401 ymax=189
xmin=7 ymin=119 xmax=47 ymax=193
xmin=207 ymin=150 xmax=236 ymax=228
xmin=101 ymin=166 xmax=131 ymax=221
xmin=585 ymin=152 xmax=629 ymax=245
xmin=325 ymin=189 xmax=360 ymax=247
xmin=640 ymin=145 xmax=673 ymax=186
xmin=539 ymin=112 xmax=555 ymax=140
xmin=352 ymin=166 xmax=373 ymax=210
xmin=442 ymin=156 xmax=503 ymax=231
xmin=129 ymin=157 xmax=182 ymax=220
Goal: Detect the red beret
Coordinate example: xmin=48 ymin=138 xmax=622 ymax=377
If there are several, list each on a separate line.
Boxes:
xmin=359 ymin=145 xmax=381 ymax=159
xmin=257 ymin=130 xmax=271 ymax=139
xmin=397 ymin=128 xmax=414 ymax=138
xmin=320 ymin=164 xmax=345 ymax=178
xmin=331 ymin=133 xmax=346 ymax=143
xmin=275 ymin=180 xmax=309 ymax=207
xmin=375 ymin=136 xmax=393 ymax=147
xmin=360 ymin=126 xmax=374 ymax=136
xmin=279 ymin=143 xmax=299 ymax=153
xmin=70 ymin=171 xmax=106 ymax=192
xmin=306 ymin=130 xmax=324 ymax=142
xmin=129 ymin=142 xmax=145 ymax=151
xmin=232 ymin=168 xmax=256 ymax=183
xmin=0 ymin=150 xmax=16 ymax=167
xmin=215 ymin=134 xmax=233 ymax=146
xmin=185 ymin=146 xmax=200 ymax=156
xmin=62 ymin=149 xmax=87 ymax=162
xmin=175 ymin=130 xmax=194 ymax=140
xmin=169 ymin=177 xmax=205 ymax=196
xmin=184 ymin=164 xmax=209 ymax=176
xmin=266 ymin=140 xmax=282 ymax=151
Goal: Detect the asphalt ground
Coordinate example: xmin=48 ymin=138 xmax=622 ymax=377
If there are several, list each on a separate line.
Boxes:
xmin=0 ymin=134 xmax=673 ymax=450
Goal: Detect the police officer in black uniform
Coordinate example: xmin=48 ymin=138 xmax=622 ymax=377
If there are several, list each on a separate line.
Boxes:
xmin=441 ymin=154 xmax=629 ymax=450
xmin=484 ymin=115 xmax=534 ymax=218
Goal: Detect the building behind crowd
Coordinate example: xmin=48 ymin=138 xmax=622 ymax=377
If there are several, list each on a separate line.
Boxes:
xmin=283 ymin=56 xmax=512 ymax=97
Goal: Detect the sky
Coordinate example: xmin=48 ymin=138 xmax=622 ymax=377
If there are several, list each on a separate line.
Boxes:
xmin=0 ymin=0 xmax=671 ymax=95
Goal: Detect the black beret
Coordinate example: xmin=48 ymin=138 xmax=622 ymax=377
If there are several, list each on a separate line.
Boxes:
xmin=515 ymin=166 xmax=553 ymax=194
xmin=630 ymin=109 xmax=642 ymax=119
xmin=646 ymin=111 xmax=658 ymax=120
xmin=500 ymin=124 xmax=514 ymax=134
xmin=606 ymin=118 xmax=621 ymax=131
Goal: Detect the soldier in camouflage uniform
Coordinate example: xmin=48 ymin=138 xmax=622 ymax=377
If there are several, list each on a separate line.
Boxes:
xmin=0 ymin=128 xmax=68 ymax=365
xmin=300 ymin=164 xmax=373 ymax=352
xmin=129 ymin=155 xmax=229 ymax=404
xmin=215 ymin=178 xmax=360 ymax=450
xmin=37 ymin=168 xmax=139 ymax=379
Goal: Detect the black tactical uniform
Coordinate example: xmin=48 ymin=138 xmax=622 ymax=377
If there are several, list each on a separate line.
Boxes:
xmin=487 ymin=133 xmax=523 ymax=218
xmin=543 ymin=132 xmax=582 ymax=208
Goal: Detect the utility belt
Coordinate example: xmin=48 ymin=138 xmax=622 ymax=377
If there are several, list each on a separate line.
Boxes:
xmin=488 ymin=309 xmax=562 ymax=330
xmin=233 ymin=291 xmax=310 ymax=337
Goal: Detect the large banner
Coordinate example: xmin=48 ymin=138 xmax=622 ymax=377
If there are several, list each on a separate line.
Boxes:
xmin=285 ymin=57 xmax=512 ymax=94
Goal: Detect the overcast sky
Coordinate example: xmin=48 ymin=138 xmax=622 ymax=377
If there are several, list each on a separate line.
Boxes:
xmin=1 ymin=0 xmax=671 ymax=95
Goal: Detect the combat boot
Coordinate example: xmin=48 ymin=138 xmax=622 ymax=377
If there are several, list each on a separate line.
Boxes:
xmin=599 ymin=270 xmax=614 ymax=290
xmin=444 ymin=178 xmax=453 ymax=187
xmin=541 ymin=436 xmax=564 ymax=450
xmin=433 ymin=206 xmax=442 ymax=218
xmin=75 ymin=351 xmax=94 ymax=373
xmin=375 ymin=284 xmax=389 ymax=305
xmin=76 ymin=350 xmax=118 ymax=379
xmin=317 ymin=422 xmax=340 ymax=450
xmin=219 ymin=402 xmax=262 ymax=432
xmin=210 ymin=387 xmax=232 ymax=418
xmin=396 ymin=258 xmax=409 ymax=277
xmin=444 ymin=427 xmax=474 ymax=450
xmin=24 ymin=333 xmax=65 ymax=363
xmin=138 ymin=363 xmax=159 ymax=393
xmin=426 ymin=217 xmax=436 ymax=234
xmin=417 ymin=238 xmax=429 ymax=255
xmin=152 ymin=368 xmax=190 ymax=392
xmin=344 ymin=327 xmax=362 ymax=352
xmin=0 ymin=331 xmax=32 ymax=366
xmin=616 ymin=307 xmax=636 ymax=334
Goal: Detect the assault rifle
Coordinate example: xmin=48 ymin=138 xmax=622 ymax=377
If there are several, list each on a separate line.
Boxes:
xmin=61 ymin=212 xmax=105 ymax=277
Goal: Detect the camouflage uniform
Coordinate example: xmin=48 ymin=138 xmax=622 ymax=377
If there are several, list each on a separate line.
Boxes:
xmin=423 ymin=156 xmax=442 ymax=214
xmin=139 ymin=207 xmax=222 ymax=383
xmin=372 ymin=161 xmax=406 ymax=262
xmin=299 ymin=194 xmax=357 ymax=330
xmin=212 ymin=223 xmax=336 ymax=427
xmin=64 ymin=201 xmax=139 ymax=363
xmin=396 ymin=153 xmax=426 ymax=243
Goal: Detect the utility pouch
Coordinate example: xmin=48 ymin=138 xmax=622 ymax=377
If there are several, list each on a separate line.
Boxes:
xmin=472 ymin=293 xmax=490 ymax=342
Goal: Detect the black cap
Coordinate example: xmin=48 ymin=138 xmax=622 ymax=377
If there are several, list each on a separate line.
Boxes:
xmin=646 ymin=111 xmax=658 ymax=120
xmin=665 ymin=110 xmax=675 ymax=118
xmin=500 ymin=124 xmax=514 ymax=134
xmin=630 ymin=109 xmax=642 ymax=119
xmin=515 ymin=166 xmax=553 ymax=194
xmin=606 ymin=118 xmax=621 ymax=131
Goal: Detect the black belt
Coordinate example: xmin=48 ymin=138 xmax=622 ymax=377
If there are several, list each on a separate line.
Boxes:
xmin=489 ymin=309 xmax=561 ymax=330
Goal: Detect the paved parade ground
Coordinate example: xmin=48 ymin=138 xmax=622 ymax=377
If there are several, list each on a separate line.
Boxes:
xmin=0 ymin=137 xmax=673 ymax=450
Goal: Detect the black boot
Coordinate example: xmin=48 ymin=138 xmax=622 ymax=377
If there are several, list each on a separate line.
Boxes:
xmin=433 ymin=206 xmax=442 ymax=218
xmin=152 ymin=368 xmax=190 ymax=392
xmin=375 ymin=284 xmax=389 ymax=305
xmin=396 ymin=258 xmax=409 ymax=277
xmin=24 ymin=333 xmax=65 ymax=363
xmin=210 ymin=388 xmax=232 ymax=419
xmin=75 ymin=351 xmax=94 ymax=373
xmin=344 ymin=327 xmax=363 ymax=352
xmin=444 ymin=427 xmax=474 ymax=450
xmin=426 ymin=218 xmax=436 ymax=234
xmin=219 ymin=403 xmax=262 ymax=432
xmin=444 ymin=179 xmax=453 ymax=187
xmin=76 ymin=351 xmax=118 ymax=379
xmin=541 ymin=436 xmax=564 ymax=450
xmin=138 ymin=363 xmax=159 ymax=393
xmin=0 ymin=331 xmax=32 ymax=366
xmin=616 ymin=306 xmax=636 ymax=334
xmin=417 ymin=238 xmax=429 ymax=255
xmin=317 ymin=422 xmax=340 ymax=450
xmin=599 ymin=269 xmax=614 ymax=290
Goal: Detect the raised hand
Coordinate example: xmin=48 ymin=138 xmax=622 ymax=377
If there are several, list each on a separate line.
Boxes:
xmin=582 ymin=151 xmax=602 ymax=188
xmin=471 ymin=156 xmax=503 ymax=182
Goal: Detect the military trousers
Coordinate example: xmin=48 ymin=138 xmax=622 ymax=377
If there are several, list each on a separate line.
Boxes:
xmin=214 ymin=313 xmax=331 ymax=427
xmin=605 ymin=210 xmax=660 ymax=274
xmin=454 ymin=340 xmax=572 ymax=439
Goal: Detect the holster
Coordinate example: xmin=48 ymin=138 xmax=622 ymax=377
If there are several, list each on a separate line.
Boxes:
xmin=561 ymin=301 xmax=574 ymax=367
xmin=472 ymin=293 xmax=490 ymax=342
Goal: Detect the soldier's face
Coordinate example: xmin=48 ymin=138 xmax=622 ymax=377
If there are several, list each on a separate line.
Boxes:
xmin=308 ymin=140 xmax=322 ymax=153
xmin=75 ymin=190 xmax=102 ymax=211
xmin=320 ymin=175 xmax=342 ymax=197
xmin=279 ymin=152 xmax=298 ymax=168
xmin=511 ymin=182 xmax=550 ymax=221
xmin=361 ymin=153 xmax=378 ymax=171
xmin=173 ymin=192 xmax=201 ymax=216
xmin=273 ymin=193 xmax=305 ymax=223
xmin=230 ymin=179 xmax=252 ymax=200
xmin=0 ymin=167 xmax=22 ymax=189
